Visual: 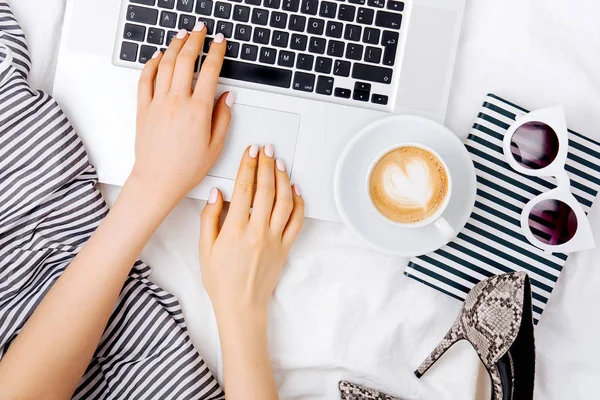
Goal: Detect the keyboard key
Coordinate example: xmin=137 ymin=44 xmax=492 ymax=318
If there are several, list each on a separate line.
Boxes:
xmin=127 ymin=5 xmax=159 ymax=25
xmin=352 ymin=62 xmax=393 ymax=83
xmin=364 ymin=46 xmax=381 ymax=63
xmin=252 ymin=8 xmax=270 ymax=25
xmin=132 ymin=0 xmax=156 ymax=5
xmin=307 ymin=18 xmax=325 ymax=35
xmin=308 ymin=37 xmax=326 ymax=54
xmin=226 ymin=41 xmax=240 ymax=57
xmin=354 ymin=81 xmax=371 ymax=91
xmin=158 ymin=0 xmax=175 ymax=8
xmin=368 ymin=0 xmax=385 ymax=8
xmin=138 ymin=44 xmax=157 ymax=64
xmin=338 ymin=4 xmax=356 ymax=21
xmin=246 ymin=0 xmax=261 ymax=4
xmin=197 ymin=17 xmax=215 ymax=34
xmin=235 ymin=24 xmax=252 ymax=41
xmin=333 ymin=59 xmax=350 ymax=76
xmin=316 ymin=75 xmax=334 ymax=95
xmin=371 ymin=93 xmax=388 ymax=104
xmin=353 ymin=89 xmax=369 ymax=101
xmin=381 ymin=30 xmax=398 ymax=65
xmin=166 ymin=30 xmax=178 ymax=45
xmin=124 ymin=23 xmax=146 ymax=42
xmin=270 ymin=12 xmax=288 ymax=28
xmin=290 ymin=34 xmax=308 ymax=50
xmin=348 ymin=0 xmax=365 ymax=3
xmin=334 ymin=87 xmax=351 ymax=98
xmin=179 ymin=14 xmax=196 ymax=30
xmin=264 ymin=0 xmax=281 ymax=9
xmin=233 ymin=5 xmax=251 ymax=21
xmin=325 ymin=21 xmax=343 ymax=38
xmin=253 ymin=27 xmax=271 ymax=44
xmin=215 ymin=2 xmax=232 ymax=18
xmin=288 ymin=15 xmax=306 ymax=32
xmin=315 ymin=56 xmax=332 ymax=73
xmin=278 ymin=50 xmax=296 ymax=67
xmin=344 ymin=24 xmax=361 ymax=41
xmin=362 ymin=27 xmax=380 ymax=44
xmin=301 ymin=0 xmax=318 ymax=15
xmin=217 ymin=21 xmax=234 ymax=37
xmin=272 ymin=31 xmax=289 ymax=47
xmin=120 ymin=41 xmax=138 ymax=62
xmin=326 ymin=40 xmax=344 ymax=57
xmin=346 ymin=43 xmax=363 ymax=60
xmin=259 ymin=47 xmax=277 ymax=64
xmin=293 ymin=72 xmax=316 ymax=92
xmin=283 ymin=0 xmax=300 ymax=12
xmin=160 ymin=11 xmax=177 ymax=27
xmin=147 ymin=27 xmax=165 ymax=44
xmin=319 ymin=2 xmax=337 ymax=18
xmin=220 ymin=59 xmax=292 ymax=88
xmin=196 ymin=0 xmax=213 ymax=14
xmin=375 ymin=10 xmax=402 ymax=29
xmin=176 ymin=0 xmax=194 ymax=12
xmin=203 ymin=37 xmax=213 ymax=52
xmin=356 ymin=8 xmax=374 ymax=25
xmin=296 ymin=53 xmax=314 ymax=70
xmin=387 ymin=1 xmax=404 ymax=11
xmin=241 ymin=44 xmax=259 ymax=60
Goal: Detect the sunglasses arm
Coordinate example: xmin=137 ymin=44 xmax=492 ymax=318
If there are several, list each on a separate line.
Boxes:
xmin=555 ymin=171 xmax=571 ymax=188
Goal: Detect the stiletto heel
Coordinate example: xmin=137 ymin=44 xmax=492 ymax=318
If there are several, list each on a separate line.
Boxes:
xmin=415 ymin=272 xmax=535 ymax=400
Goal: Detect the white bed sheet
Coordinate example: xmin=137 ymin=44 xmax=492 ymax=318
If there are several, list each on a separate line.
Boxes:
xmin=12 ymin=0 xmax=600 ymax=398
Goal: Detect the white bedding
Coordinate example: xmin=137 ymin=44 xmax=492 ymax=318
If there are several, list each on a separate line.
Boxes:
xmin=12 ymin=0 xmax=600 ymax=398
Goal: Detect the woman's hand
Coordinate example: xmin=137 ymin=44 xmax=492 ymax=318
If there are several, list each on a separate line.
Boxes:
xmin=133 ymin=24 xmax=233 ymax=206
xmin=199 ymin=145 xmax=304 ymax=315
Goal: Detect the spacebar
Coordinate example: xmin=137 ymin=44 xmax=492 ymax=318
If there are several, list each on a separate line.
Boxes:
xmin=220 ymin=59 xmax=292 ymax=89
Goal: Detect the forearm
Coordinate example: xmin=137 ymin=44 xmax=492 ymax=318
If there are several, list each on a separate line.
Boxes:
xmin=0 ymin=176 xmax=174 ymax=399
xmin=216 ymin=307 xmax=279 ymax=400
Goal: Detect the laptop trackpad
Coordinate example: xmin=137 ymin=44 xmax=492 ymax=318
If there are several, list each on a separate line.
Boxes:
xmin=208 ymin=104 xmax=301 ymax=180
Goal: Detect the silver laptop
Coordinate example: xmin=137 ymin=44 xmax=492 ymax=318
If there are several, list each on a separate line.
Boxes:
xmin=53 ymin=0 xmax=465 ymax=221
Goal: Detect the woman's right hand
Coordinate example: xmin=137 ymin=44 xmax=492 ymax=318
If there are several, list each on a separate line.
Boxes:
xmin=199 ymin=144 xmax=304 ymax=316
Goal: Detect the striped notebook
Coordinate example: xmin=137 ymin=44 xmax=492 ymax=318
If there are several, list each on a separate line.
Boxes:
xmin=404 ymin=94 xmax=600 ymax=323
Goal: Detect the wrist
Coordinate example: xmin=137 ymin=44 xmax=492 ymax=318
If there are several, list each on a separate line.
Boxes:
xmin=214 ymin=303 xmax=269 ymax=334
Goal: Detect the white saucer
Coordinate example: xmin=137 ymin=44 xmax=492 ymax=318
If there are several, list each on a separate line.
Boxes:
xmin=334 ymin=115 xmax=477 ymax=257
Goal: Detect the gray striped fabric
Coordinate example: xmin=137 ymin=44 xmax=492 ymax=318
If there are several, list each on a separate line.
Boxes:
xmin=405 ymin=94 xmax=600 ymax=323
xmin=0 ymin=3 xmax=223 ymax=398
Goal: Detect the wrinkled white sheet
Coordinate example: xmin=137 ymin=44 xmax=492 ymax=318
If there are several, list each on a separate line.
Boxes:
xmin=13 ymin=0 xmax=600 ymax=398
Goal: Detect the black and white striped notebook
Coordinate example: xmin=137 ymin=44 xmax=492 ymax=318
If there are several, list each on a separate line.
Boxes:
xmin=404 ymin=94 xmax=600 ymax=323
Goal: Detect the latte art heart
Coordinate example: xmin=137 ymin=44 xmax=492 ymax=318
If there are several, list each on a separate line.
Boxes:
xmin=383 ymin=160 xmax=434 ymax=208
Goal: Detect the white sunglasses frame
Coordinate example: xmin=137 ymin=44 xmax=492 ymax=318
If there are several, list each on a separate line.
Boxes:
xmin=502 ymin=106 xmax=595 ymax=254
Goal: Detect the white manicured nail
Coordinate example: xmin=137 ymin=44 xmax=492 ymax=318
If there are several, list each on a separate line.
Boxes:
xmin=175 ymin=29 xmax=188 ymax=39
xmin=225 ymin=92 xmax=236 ymax=107
xmin=264 ymin=144 xmax=274 ymax=158
xmin=294 ymin=185 xmax=302 ymax=196
xmin=249 ymin=145 xmax=259 ymax=158
xmin=193 ymin=20 xmax=205 ymax=32
xmin=213 ymin=33 xmax=225 ymax=43
xmin=208 ymin=188 xmax=219 ymax=204
xmin=152 ymin=50 xmax=160 ymax=59
xmin=276 ymin=159 xmax=286 ymax=172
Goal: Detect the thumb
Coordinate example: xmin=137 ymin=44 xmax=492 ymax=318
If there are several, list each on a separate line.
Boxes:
xmin=200 ymin=188 xmax=223 ymax=260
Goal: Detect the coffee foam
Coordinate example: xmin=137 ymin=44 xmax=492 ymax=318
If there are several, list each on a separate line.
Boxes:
xmin=369 ymin=146 xmax=449 ymax=224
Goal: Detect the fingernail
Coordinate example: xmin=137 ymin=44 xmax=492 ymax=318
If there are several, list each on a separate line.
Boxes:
xmin=208 ymin=188 xmax=219 ymax=204
xmin=152 ymin=50 xmax=161 ymax=59
xmin=249 ymin=144 xmax=259 ymax=158
xmin=264 ymin=144 xmax=274 ymax=158
xmin=193 ymin=20 xmax=205 ymax=32
xmin=276 ymin=159 xmax=286 ymax=172
xmin=225 ymin=91 xmax=236 ymax=108
xmin=294 ymin=185 xmax=302 ymax=196
xmin=213 ymin=33 xmax=225 ymax=43
xmin=175 ymin=29 xmax=188 ymax=39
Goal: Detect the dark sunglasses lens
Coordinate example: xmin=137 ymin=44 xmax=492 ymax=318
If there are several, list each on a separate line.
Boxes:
xmin=528 ymin=200 xmax=577 ymax=246
xmin=510 ymin=121 xmax=559 ymax=169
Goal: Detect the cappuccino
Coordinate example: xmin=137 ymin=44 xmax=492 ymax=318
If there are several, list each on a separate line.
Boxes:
xmin=369 ymin=146 xmax=449 ymax=224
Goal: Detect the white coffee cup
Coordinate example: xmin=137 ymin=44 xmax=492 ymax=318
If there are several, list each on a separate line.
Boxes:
xmin=366 ymin=143 xmax=456 ymax=241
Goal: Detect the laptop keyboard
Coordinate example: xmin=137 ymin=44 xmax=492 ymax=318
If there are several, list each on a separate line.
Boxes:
xmin=115 ymin=0 xmax=409 ymax=110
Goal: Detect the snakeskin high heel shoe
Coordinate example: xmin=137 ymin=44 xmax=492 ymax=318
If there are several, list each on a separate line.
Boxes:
xmin=415 ymin=272 xmax=535 ymax=400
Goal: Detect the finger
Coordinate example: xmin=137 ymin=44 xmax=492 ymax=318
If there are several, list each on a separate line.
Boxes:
xmin=282 ymin=185 xmax=304 ymax=248
xmin=193 ymin=33 xmax=226 ymax=101
xmin=200 ymin=188 xmax=223 ymax=261
xmin=137 ymin=49 xmax=162 ymax=113
xmin=155 ymin=29 xmax=189 ymax=96
xmin=226 ymin=145 xmax=259 ymax=224
xmin=209 ymin=91 xmax=235 ymax=151
xmin=250 ymin=145 xmax=276 ymax=225
xmin=171 ymin=21 xmax=206 ymax=94
xmin=270 ymin=159 xmax=294 ymax=235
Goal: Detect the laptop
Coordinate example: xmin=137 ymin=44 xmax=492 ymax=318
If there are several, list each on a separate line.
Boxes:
xmin=53 ymin=0 xmax=466 ymax=221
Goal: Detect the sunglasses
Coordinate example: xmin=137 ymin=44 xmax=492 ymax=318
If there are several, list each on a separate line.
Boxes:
xmin=502 ymin=106 xmax=595 ymax=254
